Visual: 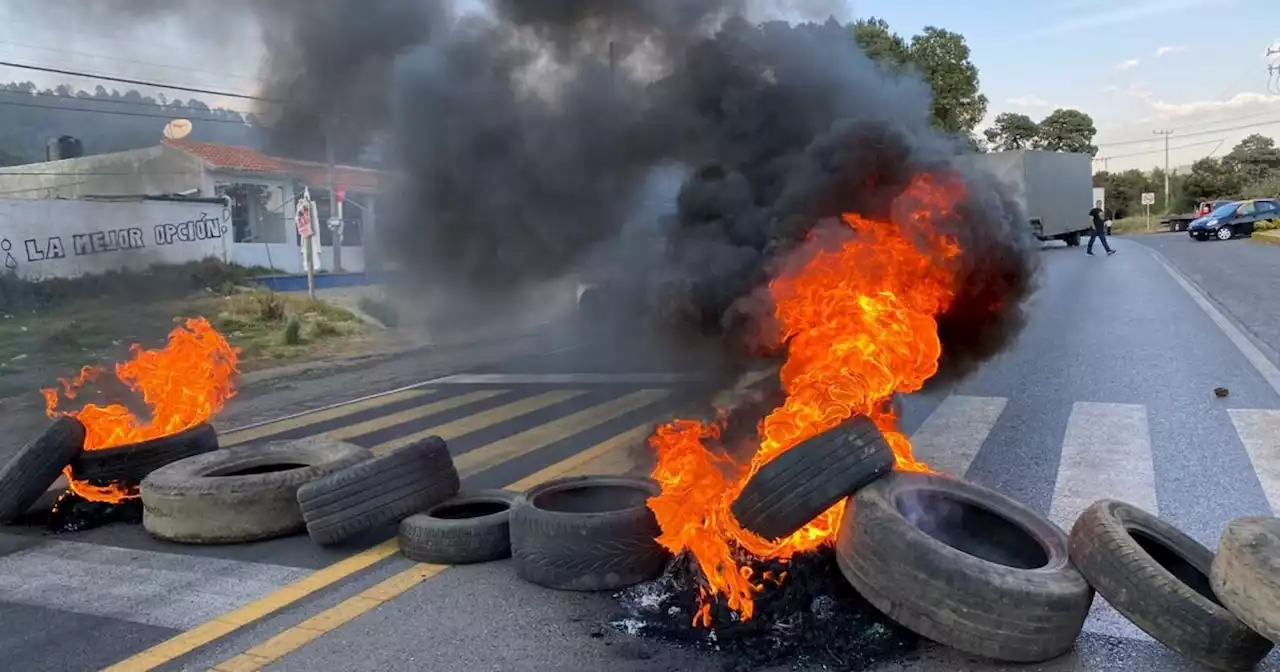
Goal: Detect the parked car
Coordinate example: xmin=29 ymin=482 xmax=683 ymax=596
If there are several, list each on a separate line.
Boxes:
xmin=1165 ymin=200 xmax=1234 ymax=232
xmin=1188 ymin=199 xmax=1280 ymax=240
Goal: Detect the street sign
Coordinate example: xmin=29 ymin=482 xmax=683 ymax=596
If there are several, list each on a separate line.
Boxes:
xmin=1141 ymin=192 xmax=1156 ymax=205
xmin=327 ymin=216 xmax=343 ymax=231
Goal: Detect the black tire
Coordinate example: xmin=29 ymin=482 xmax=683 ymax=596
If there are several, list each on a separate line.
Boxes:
xmin=731 ymin=415 xmax=894 ymax=540
xmin=399 ymin=489 xmax=518 ymax=564
xmin=510 ymin=475 xmax=667 ymax=591
xmin=297 ymin=436 xmax=460 ymax=546
xmin=1212 ymin=516 xmax=1280 ymax=645
xmin=70 ymin=422 xmax=218 ymax=486
xmin=0 ymin=417 xmax=85 ymax=522
xmin=836 ymin=472 xmax=1093 ymax=663
xmin=1066 ymin=232 xmax=1081 ymax=247
xmin=1069 ymin=500 xmax=1272 ymax=670
xmin=140 ymin=438 xmax=370 ymax=544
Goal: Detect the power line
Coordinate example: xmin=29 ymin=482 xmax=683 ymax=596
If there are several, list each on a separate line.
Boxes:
xmin=0 ymin=98 xmax=256 ymax=124
xmin=0 ymin=39 xmax=259 ymax=83
xmin=1096 ymin=138 xmax=1222 ymax=161
xmin=1096 ymin=116 xmax=1280 ymax=148
xmin=0 ymin=60 xmax=271 ymax=102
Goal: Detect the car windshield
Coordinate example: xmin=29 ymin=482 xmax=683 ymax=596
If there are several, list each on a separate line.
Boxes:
xmin=1209 ymin=202 xmax=1239 ymax=218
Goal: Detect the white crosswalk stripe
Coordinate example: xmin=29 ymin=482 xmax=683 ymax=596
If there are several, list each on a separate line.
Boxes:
xmin=908 ymin=395 xmax=1006 ymax=478
xmin=1228 ymin=409 xmax=1280 ymax=515
xmin=905 ymin=396 xmax=1280 ymax=644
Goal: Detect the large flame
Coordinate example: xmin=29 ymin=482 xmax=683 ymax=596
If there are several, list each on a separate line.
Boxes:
xmin=43 ymin=317 xmax=240 ymax=502
xmin=646 ymin=173 xmax=964 ymax=626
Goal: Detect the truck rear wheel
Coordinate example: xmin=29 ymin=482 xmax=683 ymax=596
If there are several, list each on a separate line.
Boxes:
xmin=1065 ymin=232 xmax=1081 ymax=247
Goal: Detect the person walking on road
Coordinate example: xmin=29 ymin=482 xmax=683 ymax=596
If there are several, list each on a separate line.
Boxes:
xmin=1087 ymin=200 xmax=1115 ymax=256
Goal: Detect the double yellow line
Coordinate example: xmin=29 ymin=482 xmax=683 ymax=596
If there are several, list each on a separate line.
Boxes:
xmin=102 ymin=389 xmax=663 ymax=672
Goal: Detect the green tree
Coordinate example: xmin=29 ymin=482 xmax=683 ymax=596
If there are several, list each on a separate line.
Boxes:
xmin=984 ymin=112 xmax=1039 ymax=150
xmin=1224 ymin=133 xmax=1280 ymax=183
xmin=852 ymin=18 xmax=910 ymax=70
xmin=1182 ymin=157 xmax=1243 ymax=202
xmin=852 ymin=19 xmax=988 ymax=135
xmin=1033 ymin=109 xmax=1098 ymax=155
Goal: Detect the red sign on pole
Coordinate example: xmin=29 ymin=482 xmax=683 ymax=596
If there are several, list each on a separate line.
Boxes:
xmin=335 ymin=187 xmax=346 ymax=203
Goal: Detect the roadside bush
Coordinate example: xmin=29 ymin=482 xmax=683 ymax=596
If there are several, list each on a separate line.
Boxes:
xmin=252 ymin=291 xmax=288 ymax=322
xmin=282 ymin=317 xmax=303 ymax=345
xmin=1257 ymin=220 xmax=1279 ymax=232
xmin=310 ymin=318 xmax=340 ymax=338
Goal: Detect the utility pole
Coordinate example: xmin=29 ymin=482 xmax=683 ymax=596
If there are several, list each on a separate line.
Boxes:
xmin=1268 ymin=46 xmax=1279 ymax=95
xmin=1154 ymin=129 xmax=1173 ymax=211
xmin=325 ymin=124 xmax=344 ymax=273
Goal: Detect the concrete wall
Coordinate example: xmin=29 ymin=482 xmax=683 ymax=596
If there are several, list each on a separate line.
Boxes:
xmin=0 ymin=198 xmax=229 ymax=280
xmin=0 ymin=145 xmax=206 ymax=199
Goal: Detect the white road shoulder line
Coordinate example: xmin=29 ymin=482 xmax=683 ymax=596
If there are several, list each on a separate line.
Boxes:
xmin=0 ymin=540 xmax=310 ymax=630
xmin=1152 ymin=252 xmax=1280 ymax=397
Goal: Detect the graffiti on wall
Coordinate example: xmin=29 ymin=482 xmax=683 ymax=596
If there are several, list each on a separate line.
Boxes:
xmin=14 ymin=212 xmax=229 ymax=270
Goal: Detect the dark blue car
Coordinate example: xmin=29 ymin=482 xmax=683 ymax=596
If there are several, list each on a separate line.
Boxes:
xmin=1188 ymin=199 xmax=1279 ymax=241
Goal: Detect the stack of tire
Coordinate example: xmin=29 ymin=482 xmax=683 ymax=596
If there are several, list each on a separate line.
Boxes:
xmin=397 ymin=471 xmax=669 ymax=592
xmin=0 ymin=417 xmax=220 ymax=523
xmin=729 ymin=413 xmax=1280 ymax=669
xmin=134 ymin=430 xmax=670 ymax=596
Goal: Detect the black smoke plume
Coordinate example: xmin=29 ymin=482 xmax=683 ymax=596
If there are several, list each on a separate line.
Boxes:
xmin=62 ymin=0 xmax=1042 ymax=383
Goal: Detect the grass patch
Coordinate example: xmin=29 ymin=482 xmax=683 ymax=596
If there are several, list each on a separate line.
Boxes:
xmin=0 ymin=258 xmax=273 ymax=313
xmin=0 ymin=265 xmax=377 ymax=398
xmin=1111 ymin=216 xmax=1164 ymax=235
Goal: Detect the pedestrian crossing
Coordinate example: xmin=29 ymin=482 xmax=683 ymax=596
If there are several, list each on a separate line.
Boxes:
xmin=8 ymin=378 xmax=1280 ymax=659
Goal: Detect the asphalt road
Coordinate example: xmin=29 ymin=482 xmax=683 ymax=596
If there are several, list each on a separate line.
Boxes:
xmin=2 ymin=234 xmax=1280 ymax=671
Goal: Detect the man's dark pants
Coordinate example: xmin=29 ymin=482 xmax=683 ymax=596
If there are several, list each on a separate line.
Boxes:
xmin=1087 ymin=223 xmax=1112 ymax=253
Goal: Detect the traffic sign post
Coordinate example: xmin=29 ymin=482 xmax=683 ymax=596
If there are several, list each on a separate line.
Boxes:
xmin=1141 ymin=192 xmax=1156 ymax=231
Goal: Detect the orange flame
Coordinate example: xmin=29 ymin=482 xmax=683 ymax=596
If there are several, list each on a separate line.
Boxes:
xmin=43 ymin=317 xmax=240 ymax=502
xmin=646 ymin=173 xmax=964 ymax=626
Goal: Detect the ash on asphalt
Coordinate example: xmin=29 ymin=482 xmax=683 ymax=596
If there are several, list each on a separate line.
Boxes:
xmin=612 ymin=548 xmax=919 ymax=672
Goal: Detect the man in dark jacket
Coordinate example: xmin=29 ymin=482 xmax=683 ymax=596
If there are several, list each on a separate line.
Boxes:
xmin=1087 ymin=200 xmax=1115 ymax=256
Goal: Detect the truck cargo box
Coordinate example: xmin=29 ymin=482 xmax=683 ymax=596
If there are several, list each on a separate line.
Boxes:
xmin=961 ymin=150 xmax=1094 ymax=245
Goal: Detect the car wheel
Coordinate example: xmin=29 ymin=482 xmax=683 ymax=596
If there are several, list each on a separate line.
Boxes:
xmin=1216 ymin=226 xmax=1234 ymax=241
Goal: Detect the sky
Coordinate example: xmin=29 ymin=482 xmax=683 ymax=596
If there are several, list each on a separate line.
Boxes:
xmin=0 ymin=0 xmax=1277 ymax=173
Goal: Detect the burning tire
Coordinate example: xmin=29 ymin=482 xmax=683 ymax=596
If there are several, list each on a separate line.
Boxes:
xmin=399 ymin=489 xmax=518 ymax=564
xmin=296 ymin=436 xmax=460 ymax=546
xmin=510 ymin=475 xmax=667 ymax=591
xmin=140 ymin=438 xmax=370 ymax=544
xmin=731 ymin=415 xmax=894 ymax=540
xmin=1069 ymin=501 xmax=1272 ymax=670
xmin=70 ymin=422 xmax=218 ymax=487
xmin=836 ymin=472 xmax=1093 ymax=663
xmin=0 ymin=417 xmax=85 ymax=522
xmin=1212 ymin=516 xmax=1280 ymax=645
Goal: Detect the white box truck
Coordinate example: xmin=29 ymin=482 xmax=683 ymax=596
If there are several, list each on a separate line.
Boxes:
xmin=962 ymin=150 xmax=1096 ymax=247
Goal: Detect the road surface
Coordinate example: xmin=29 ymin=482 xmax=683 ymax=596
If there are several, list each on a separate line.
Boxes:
xmin=2 ymin=235 xmax=1280 ymax=671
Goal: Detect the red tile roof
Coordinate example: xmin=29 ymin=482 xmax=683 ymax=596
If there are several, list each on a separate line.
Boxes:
xmin=164 ymin=139 xmax=389 ymax=192
xmin=164 ymin=139 xmax=288 ymax=173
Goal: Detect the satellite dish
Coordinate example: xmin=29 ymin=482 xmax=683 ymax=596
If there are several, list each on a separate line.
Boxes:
xmin=163 ymin=118 xmax=193 ymax=140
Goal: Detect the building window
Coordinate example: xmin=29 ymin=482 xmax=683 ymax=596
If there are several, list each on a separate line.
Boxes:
xmin=220 ymin=183 xmax=287 ymax=244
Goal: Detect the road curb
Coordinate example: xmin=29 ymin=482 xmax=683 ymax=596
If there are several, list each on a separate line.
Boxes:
xmin=1250 ymin=231 xmax=1280 ymax=246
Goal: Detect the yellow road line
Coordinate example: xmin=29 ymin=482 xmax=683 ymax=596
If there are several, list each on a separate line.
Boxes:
xmin=369 ymin=389 xmax=587 ymax=456
xmin=100 ymin=539 xmax=401 ymax=672
xmin=210 ymin=564 xmax=448 ymax=672
xmin=320 ymin=390 xmax=507 ymax=442
xmin=452 ymin=389 xmax=671 ymax=478
xmin=506 ymin=423 xmax=653 ymax=490
xmin=220 ymin=390 xmax=434 ymax=447
xmin=203 ymin=423 xmax=655 ymax=672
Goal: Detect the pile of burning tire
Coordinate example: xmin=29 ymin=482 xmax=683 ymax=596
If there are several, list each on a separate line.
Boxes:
xmin=0 ymin=416 xmax=668 ymax=592
xmin=721 ymin=414 xmax=1280 ymax=670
